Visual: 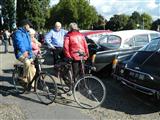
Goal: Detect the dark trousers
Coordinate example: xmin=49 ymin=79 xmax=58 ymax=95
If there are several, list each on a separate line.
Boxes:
xmin=72 ymin=61 xmax=81 ymax=81
xmin=3 ymin=39 xmax=8 ymax=53
xmin=52 ymin=47 xmax=64 ymax=65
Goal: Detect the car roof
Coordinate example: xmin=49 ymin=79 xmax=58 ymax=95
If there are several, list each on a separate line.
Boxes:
xmin=82 ymin=30 xmax=112 ymax=36
xmin=107 ymin=29 xmax=160 ymax=42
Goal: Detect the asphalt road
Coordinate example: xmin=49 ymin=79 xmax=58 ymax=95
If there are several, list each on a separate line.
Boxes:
xmin=0 ymin=45 xmax=160 ymax=120
xmin=0 ymin=45 xmax=92 ymax=120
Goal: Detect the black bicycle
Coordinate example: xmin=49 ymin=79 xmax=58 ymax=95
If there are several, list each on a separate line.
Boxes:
xmin=54 ymin=51 xmax=106 ymax=109
xmin=12 ymin=50 xmax=57 ymax=105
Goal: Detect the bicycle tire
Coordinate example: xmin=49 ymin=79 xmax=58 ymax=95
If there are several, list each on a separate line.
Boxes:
xmin=73 ymin=75 xmax=106 ymax=109
xmin=12 ymin=69 xmax=26 ymax=94
xmin=36 ymin=73 xmax=57 ymax=105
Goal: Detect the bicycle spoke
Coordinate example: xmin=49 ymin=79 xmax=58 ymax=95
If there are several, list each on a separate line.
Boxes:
xmin=73 ymin=76 xmax=106 ymax=109
xmin=36 ymin=73 xmax=57 ymax=105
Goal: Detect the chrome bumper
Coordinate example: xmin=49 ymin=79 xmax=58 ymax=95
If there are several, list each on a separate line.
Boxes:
xmin=112 ymin=73 xmax=160 ymax=98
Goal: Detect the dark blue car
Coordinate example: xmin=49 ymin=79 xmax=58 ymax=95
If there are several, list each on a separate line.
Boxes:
xmin=113 ymin=37 xmax=160 ymax=100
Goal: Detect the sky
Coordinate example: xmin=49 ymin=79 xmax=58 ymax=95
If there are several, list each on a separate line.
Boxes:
xmin=50 ymin=0 xmax=160 ymax=21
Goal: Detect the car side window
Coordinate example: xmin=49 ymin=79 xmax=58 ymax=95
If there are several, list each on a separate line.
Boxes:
xmin=150 ymin=33 xmax=160 ymax=40
xmin=99 ymin=35 xmax=108 ymax=44
xmin=125 ymin=37 xmax=134 ymax=47
xmin=143 ymin=39 xmax=160 ymax=51
xmin=124 ymin=34 xmax=149 ymax=47
xmin=99 ymin=35 xmax=121 ymax=49
xmin=134 ymin=34 xmax=149 ymax=46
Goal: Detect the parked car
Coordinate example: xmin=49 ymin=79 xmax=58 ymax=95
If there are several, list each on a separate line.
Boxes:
xmin=113 ymin=37 xmax=160 ymax=99
xmin=90 ymin=30 xmax=160 ymax=73
xmin=82 ymin=30 xmax=112 ymax=43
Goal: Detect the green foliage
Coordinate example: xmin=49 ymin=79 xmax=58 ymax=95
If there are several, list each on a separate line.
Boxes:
xmin=141 ymin=12 xmax=152 ymax=29
xmin=47 ymin=0 xmax=98 ymax=29
xmin=2 ymin=0 xmax=15 ymax=30
xmin=93 ymin=15 xmax=107 ymax=30
xmin=106 ymin=14 xmax=129 ymax=31
xmin=17 ymin=0 xmax=50 ymax=30
xmin=151 ymin=19 xmax=160 ymax=31
xmin=107 ymin=11 xmax=153 ymax=31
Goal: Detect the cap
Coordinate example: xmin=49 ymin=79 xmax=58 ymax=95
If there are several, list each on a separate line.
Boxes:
xmin=69 ymin=22 xmax=79 ymax=30
xmin=20 ymin=19 xmax=33 ymax=27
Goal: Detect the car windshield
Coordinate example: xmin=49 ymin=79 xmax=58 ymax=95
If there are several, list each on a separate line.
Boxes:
xmin=98 ymin=35 xmax=121 ymax=49
xmin=141 ymin=38 xmax=160 ymax=52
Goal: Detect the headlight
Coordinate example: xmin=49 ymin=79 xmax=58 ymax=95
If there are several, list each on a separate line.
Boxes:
xmin=91 ymin=54 xmax=96 ymax=63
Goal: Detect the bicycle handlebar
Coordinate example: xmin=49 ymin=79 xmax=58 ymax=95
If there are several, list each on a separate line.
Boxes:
xmin=75 ymin=51 xmax=86 ymax=57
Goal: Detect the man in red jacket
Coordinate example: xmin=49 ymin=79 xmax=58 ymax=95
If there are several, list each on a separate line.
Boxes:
xmin=64 ymin=22 xmax=89 ymax=81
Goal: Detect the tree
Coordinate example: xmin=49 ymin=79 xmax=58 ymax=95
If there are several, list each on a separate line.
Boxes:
xmin=17 ymin=0 xmax=50 ymax=30
xmin=124 ymin=11 xmax=141 ymax=30
xmin=47 ymin=0 xmax=98 ymax=29
xmin=125 ymin=11 xmax=152 ymax=30
xmin=93 ymin=14 xmax=107 ymax=30
xmin=2 ymin=0 xmax=15 ymax=30
xmin=141 ymin=13 xmax=152 ymax=29
xmin=106 ymin=14 xmax=129 ymax=31
xmin=151 ymin=19 xmax=160 ymax=31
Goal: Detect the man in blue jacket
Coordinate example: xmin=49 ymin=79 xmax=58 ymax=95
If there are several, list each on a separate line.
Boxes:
xmin=12 ymin=19 xmax=36 ymax=85
xmin=45 ymin=21 xmax=67 ymax=64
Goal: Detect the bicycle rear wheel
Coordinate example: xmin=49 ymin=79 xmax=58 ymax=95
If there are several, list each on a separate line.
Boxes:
xmin=36 ymin=73 xmax=57 ymax=105
xmin=12 ymin=69 xmax=26 ymax=94
xmin=73 ymin=75 xmax=106 ymax=109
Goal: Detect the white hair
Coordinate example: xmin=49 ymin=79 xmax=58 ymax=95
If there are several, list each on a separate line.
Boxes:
xmin=69 ymin=23 xmax=79 ymax=30
xmin=55 ymin=22 xmax=62 ymax=27
xmin=28 ymin=28 xmax=36 ymax=35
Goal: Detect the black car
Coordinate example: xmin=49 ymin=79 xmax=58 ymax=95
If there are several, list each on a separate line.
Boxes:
xmin=113 ymin=37 xmax=160 ymax=99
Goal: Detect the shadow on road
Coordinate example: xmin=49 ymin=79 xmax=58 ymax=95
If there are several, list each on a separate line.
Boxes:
xmin=100 ymin=77 xmax=160 ymax=115
xmin=0 ymin=75 xmax=45 ymax=105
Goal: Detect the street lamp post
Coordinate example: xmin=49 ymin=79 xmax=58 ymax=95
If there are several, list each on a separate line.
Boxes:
xmin=12 ymin=0 xmax=17 ymax=29
xmin=0 ymin=5 xmax=4 ymax=28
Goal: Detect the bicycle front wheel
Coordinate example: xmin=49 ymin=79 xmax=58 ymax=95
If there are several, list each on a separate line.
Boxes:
xmin=36 ymin=73 xmax=57 ymax=105
xmin=73 ymin=75 xmax=106 ymax=109
xmin=12 ymin=69 xmax=25 ymax=94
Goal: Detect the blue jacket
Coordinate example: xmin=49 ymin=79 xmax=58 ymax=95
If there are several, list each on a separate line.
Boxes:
xmin=12 ymin=27 xmax=33 ymax=59
xmin=45 ymin=29 xmax=67 ymax=48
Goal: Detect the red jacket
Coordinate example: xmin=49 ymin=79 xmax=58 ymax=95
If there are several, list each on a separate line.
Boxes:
xmin=64 ymin=30 xmax=89 ymax=60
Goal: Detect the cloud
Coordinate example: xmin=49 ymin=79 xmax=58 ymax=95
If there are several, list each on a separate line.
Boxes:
xmin=50 ymin=0 xmax=160 ymax=20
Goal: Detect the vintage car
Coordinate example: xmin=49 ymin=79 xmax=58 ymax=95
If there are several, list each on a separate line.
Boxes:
xmin=90 ymin=30 xmax=160 ymax=73
xmin=82 ymin=30 xmax=112 ymax=43
xmin=113 ymin=37 xmax=160 ymax=99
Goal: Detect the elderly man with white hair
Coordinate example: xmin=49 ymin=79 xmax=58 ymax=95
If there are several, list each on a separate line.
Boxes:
xmin=64 ymin=22 xmax=89 ymax=81
xmin=45 ymin=21 xmax=67 ymax=64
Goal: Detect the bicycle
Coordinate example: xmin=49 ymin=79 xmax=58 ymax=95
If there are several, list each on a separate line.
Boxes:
xmin=54 ymin=51 xmax=106 ymax=109
xmin=12 ymin=50 xmax=57 ymax=105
